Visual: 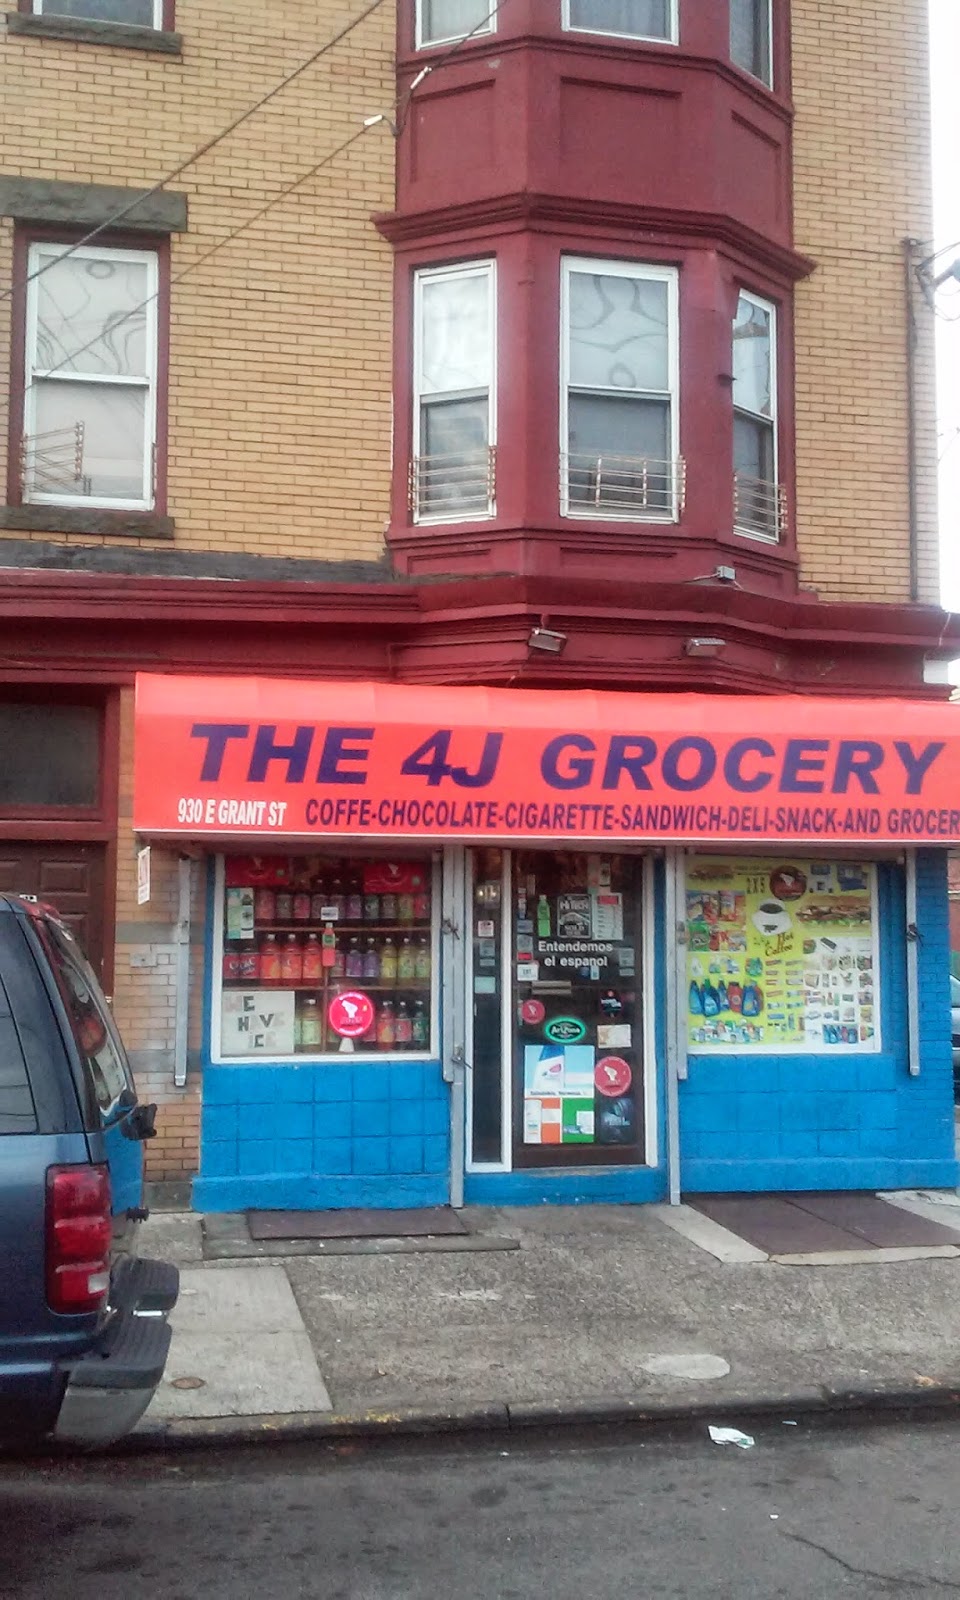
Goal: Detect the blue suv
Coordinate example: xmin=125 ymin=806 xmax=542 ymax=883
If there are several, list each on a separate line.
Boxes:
xmin=0 ymin=895 xmax=178 ymax=1449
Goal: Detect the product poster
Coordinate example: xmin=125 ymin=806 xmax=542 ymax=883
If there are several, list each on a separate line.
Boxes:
xmin=685 ymin=857 xmax=878 ymax=1053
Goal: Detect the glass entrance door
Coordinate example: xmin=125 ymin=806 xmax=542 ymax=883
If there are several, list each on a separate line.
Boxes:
xmin=512 ymin=850 xmax=644 ymax=1167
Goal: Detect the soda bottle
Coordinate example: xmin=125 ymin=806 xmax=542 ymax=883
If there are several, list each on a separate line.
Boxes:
xmin=280 ymin=934 xmax=303 ymax=983
xmin=345 ymin=936 xmax=363 ymax=979
xmin=293 ymin=890 xmax=311 ymax=922
xmin=346 ymin=879 xmax=363 ymax=922
xmin=331 ymin=938 xmax=345 ymax=979
xmin=398 ymin=893 xmax=415 ymax=924
xmin=414 ymin=936 xmax=431 ymax=982
xmin=397 ymin=936 xmax=416 ymax=982
xmin=411 ymin=999 xmax=428 ymax=1048
xmin=300 ymin=996 xmax=322 ymax=1049
xmin=395 ymin=1000 xmax=413 ymax=1048
xmin=328 ymin=878 xmax=346 ymax=921
xmin=363 ymin=938 xmax=380 ymax=980
xmin=260 ymin=933 xmax=281 ymax=984
xmin=302 ymin=932 xmax=323 ymax=981
xmin=413 ymin=890 xmax=430 ymax=922
xmin=381 ymin=892 xmax=398 ymax=921
xmin=364 ymin=892 xmax=380 ymax=923
xmin=275 ymin=890 xmax=293 ymax=923
xmin=254 ymin=886 xmax=276 ymax=923
xmin=377 ymin=999 xmax=396 ymax=1050
xmin=380 ymin=937 xmax=398 ymax=983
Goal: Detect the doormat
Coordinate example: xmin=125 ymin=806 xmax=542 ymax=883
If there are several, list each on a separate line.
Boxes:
xmin=687 ymin=1191 xmax=960 ymax=1257
xmin=247 ymin=1207 xmax=469 ymax=1242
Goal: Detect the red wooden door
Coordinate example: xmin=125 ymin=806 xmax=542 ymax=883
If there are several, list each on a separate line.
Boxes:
xmin=0 ymin=842 xmax=106 ymax=977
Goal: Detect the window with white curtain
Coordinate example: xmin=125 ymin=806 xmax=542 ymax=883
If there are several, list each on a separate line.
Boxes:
xmin=730 ymin=0 xmax=772 ymax=86
xmin=33 ymin=0 xmax=161 ymax=24
xmin=412 ymin=261 xmax=496 ymax=521
xmin=416 ymin=0 xmax=493 ymax=48
xmin=560 ymin=258 xmax=680 ymax=520
xmin=563 ymin=0 xmax=675 ymax=43
xmin=732 ymin=289 xmax=780 ymax=540
xmin=22 ymin=243 xmax=159 ymax=510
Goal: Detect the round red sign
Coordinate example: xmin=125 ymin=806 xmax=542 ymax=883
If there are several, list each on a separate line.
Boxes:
xmin=521 ymin=998 xmax=546 ymax=1026
xmin=594 ymin=1055 xmax=632 ymax=1097
xmin=328 ymin=990 xmax=375 ymax=1038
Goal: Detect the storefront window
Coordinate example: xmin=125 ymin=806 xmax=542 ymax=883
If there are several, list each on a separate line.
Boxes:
xmin=685 ymin=856 xmax=879 ymax=1053
xmin=215 ymin=855 xmax=438 ymax=1061
xmin=512 ymin=851 xmax=644 ymax=1165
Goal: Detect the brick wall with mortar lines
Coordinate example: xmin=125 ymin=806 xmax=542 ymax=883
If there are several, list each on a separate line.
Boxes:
xmin=791 ymin=0 xmax=939 ymax=605
xmin=0 ymin=0 xmax=396 ymax=562
xmin=113 ymin=688 xmax=203 ymax=1180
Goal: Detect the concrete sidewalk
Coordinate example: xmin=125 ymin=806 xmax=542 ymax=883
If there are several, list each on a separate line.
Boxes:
xmin=134 ymin=1199 xmax=960 ymax=1447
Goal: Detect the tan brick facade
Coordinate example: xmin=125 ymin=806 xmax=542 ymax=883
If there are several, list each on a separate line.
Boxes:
xmin=792 ymin=0 xmax=939 ymax=603
xmin=0 ymin=0 xmax=397 ymax=562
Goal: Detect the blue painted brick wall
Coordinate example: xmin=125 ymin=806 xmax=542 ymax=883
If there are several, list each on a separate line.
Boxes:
xmin=195 ymin=1060 xmax=450 ymax=1211
xmin=679 ymin=853 xmax=959 ymax=1193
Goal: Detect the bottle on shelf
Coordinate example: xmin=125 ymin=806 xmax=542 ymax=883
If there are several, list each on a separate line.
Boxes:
xmin=260 ymin=932 xmax=281 ymax=984
xmin=275 ymin=890 xmax=293 ymax=923
xmin=293 ymin=889 xmax=311 ymax=922
xmin=310 ymin=880 xmax=327 ymax=921
xmin=331 ymin=937 xmax=346 ymax=979
xmin=395 ymin=999 xmax=413 ymax=1048
xmin=302 ymin=931 xmax=323 ymax=981
xmin=346 ymin=878 xmax=363 ymax=922
xmin=415 ymin=936 xmax=431 ymax=982
xmin=377 ymin=999 xmax=396 ymax=1050
xmin=300 ymin=995 xmax=322 ymax=1049
xmin=380 ymin=937 xmax=398 ymax=984
xmin=254 ymin=886 xmax=276 ymax=924
xmin=398 ymin=893 xmax=415 ymax=925
xmin=238 ymin=944 xmax=261 ymax=983
xmin=345 ymin=936 xmax=363 ymax=979
xmin=397 ymin=935 xmax=416 ymax=983
xmin=329 ymin=878 xmax=345 ymax=921
xmin=381 ymin=891 xmax=398 ymax=921
xmin=280 ymin=933 xmax=303 ymax=983
xmin=411 ymin=999 xmax=428 ymax=1048
xmin=364 ymin=891 xmax=380 ymax=923
xmin=223 ymin=947 xmax=241 ymax=981
xmin=363 ymin=937 xmax=380 ymax=981
xmin=413 ymin=889 xmax=430 ymax=922
xmin=537 ymin=895 xmax=551 ymax=938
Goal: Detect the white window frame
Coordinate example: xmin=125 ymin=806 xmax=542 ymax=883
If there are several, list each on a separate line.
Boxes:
xmin=415 ymin=0 xmax=494 ymax=50
xmin=729 ymin=0 xmax=772 ymax=87
xmin=732 ymin=287 xmax=779 ymax=543
xmin=559 ymin=255 xmax=680 ymax=523
xmin=33 ymin=0 xmax=163 ymax=25
xmin=561 ymin=0 xmax=678 ymax=46
xmin=211 ymin=854 xmax=443 ymax=1066
xmin=23 ymin=242 xmax=159 ymax=513
xmin=412 ymin=258 xmax=496 ymax=525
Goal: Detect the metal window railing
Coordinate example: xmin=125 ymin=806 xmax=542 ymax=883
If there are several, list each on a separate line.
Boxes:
xmin=561 ymin=452 xmax=685 ymax=519
xmin=20 ymin=423 xmax=90 ymax=498
xmin=408 ymin=446 xmax=496 ymax=520
xmin=733 ymin=471 xmax=786 ymax=540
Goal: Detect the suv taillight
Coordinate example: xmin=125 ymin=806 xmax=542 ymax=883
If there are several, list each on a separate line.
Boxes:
xmin=45 ymin=1165 xmax=112 ymax=1315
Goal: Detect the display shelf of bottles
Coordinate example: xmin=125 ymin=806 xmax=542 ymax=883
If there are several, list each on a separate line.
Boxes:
xmin=220 ymin=972 xmax=432 ymax=985
xmin=237 ymin=924 xmax=431 ymax=937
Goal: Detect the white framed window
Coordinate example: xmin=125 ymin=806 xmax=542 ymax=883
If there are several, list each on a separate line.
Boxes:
xmin=730 ymin=0 xmax=772 ymax=87
xmin=32 ymin=0 xmax=163 ymax=24
xmin=562 ymin=0 xmax=677 ymax=44
xmin=22 ymin=243 xmax=159 ymax=511
xmin=411 ymin=260 xmax=496 ymax=523
xmin=732 ymin=289 xmax=781 ymax=541
xmin=560 ymin=257 xmax=681 ymax=521
xmin=212 ymin=854 xmax=441 ymax=1065
xmin=415 ymin=0 xmax=493 ymax=49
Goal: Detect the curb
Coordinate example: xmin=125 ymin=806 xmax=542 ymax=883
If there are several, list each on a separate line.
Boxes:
xmin=114 ymin=1380 xmax=960 ymax=1456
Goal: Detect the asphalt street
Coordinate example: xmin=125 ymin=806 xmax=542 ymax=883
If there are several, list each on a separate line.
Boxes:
xmin=1 ymin=1414 xmax=958 ymax=1598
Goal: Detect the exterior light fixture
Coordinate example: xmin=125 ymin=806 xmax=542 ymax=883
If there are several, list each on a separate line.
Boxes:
xmin=527 ymin=627 xmax=567 ymax=654
xmin=685 ymin=637 xmax=726 ymax=658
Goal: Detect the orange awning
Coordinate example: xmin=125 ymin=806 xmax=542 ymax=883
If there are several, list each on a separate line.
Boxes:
xmin=133 ymin=673 xmax=960 ymax=846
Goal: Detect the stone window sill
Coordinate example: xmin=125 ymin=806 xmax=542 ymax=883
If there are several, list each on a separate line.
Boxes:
xmin=0 ymin=505 xmax=175 ymax=539
xmin=5 ymin=12 xmax=182 ymax=53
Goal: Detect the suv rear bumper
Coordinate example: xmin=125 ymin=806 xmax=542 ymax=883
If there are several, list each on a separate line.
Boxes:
xmin=54 ymin=1256 xmax=179 ymax=1447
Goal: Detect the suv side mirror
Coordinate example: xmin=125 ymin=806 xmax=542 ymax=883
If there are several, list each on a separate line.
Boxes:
xmin=125 ymin=1102 xmax=158 ymax=1142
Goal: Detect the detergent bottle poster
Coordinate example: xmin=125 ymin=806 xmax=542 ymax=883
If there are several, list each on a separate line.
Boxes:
xmin=684 ymin=858 xmax=879 ymax=1053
